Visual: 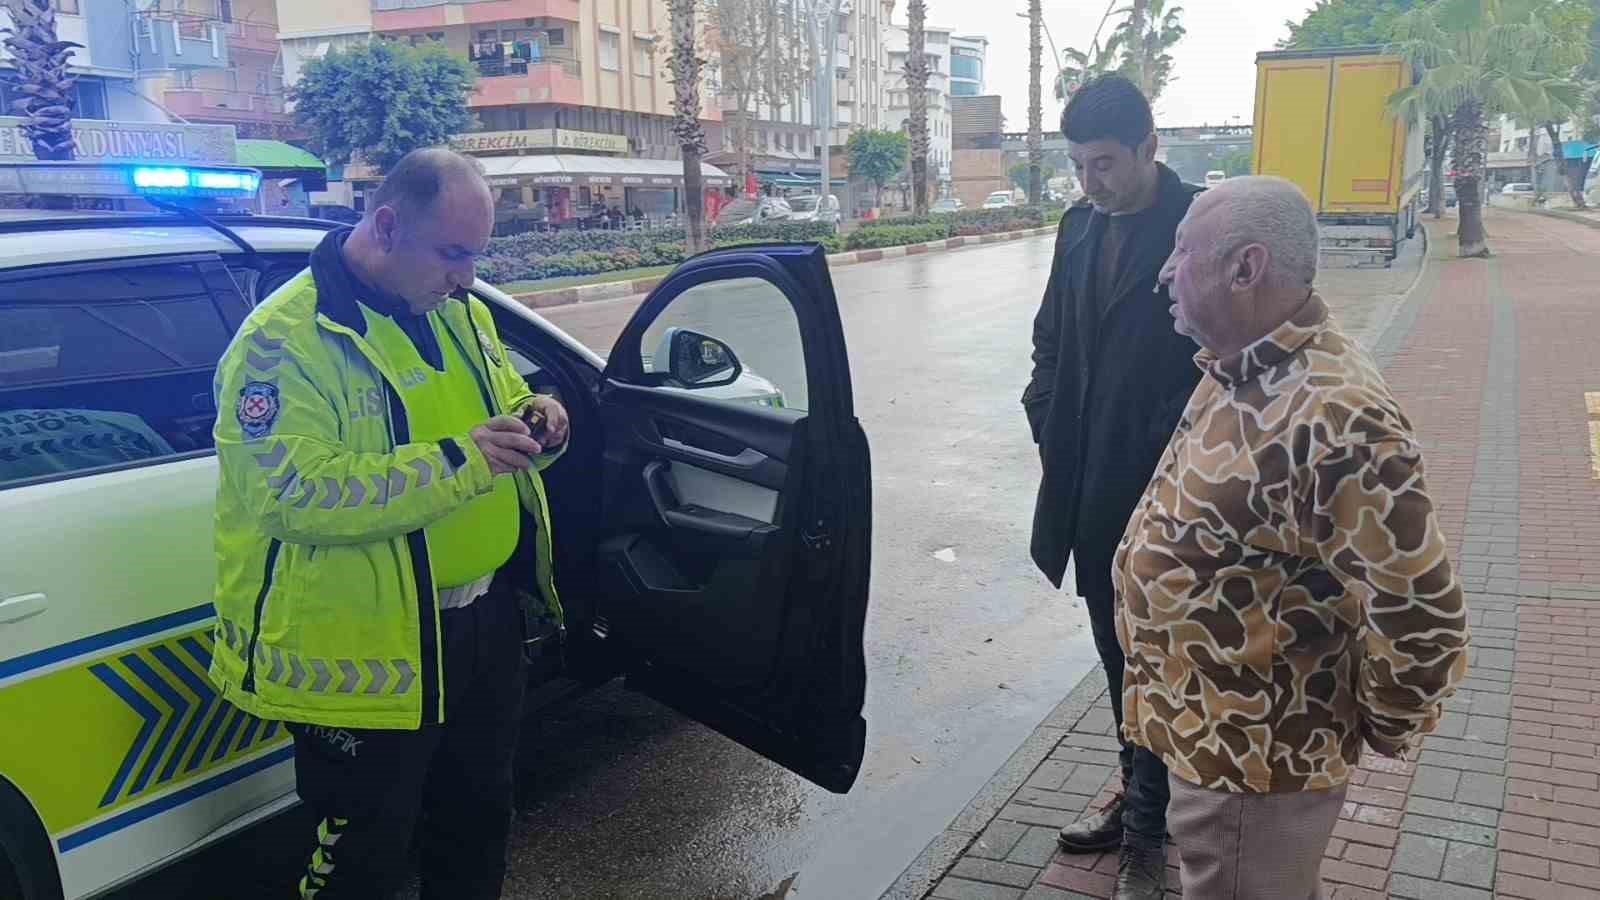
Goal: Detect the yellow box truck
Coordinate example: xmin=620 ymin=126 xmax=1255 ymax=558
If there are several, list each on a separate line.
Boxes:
xmin=1251 ymin=46 xmax=1425 ymax=264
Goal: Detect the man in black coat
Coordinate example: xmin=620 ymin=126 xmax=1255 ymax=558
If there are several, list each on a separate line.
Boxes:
xmin=1021 ymin=75 xmax=1203 ymax=900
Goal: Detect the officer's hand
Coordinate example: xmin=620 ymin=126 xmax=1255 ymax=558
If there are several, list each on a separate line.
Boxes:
xmin=470 ymin=416 xmax=542 ymax=475
xmin=524 ymin=396 xmax=570 ymax=448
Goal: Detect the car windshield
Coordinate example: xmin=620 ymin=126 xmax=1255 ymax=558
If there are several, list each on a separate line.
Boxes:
xmin=788 ymin=197 xmax=818 ymax=212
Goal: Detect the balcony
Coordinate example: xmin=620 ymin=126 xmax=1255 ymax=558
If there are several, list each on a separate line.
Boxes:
xmin=164 ymin=88 xmax=291 ymax=125
xmin=216 ymin=19 xmax=281 ymax=55
xmin=372 ymin=0 xmax=577 ymax=31
xmin=469 ymin=59 xmax=582 ymax=108
xmin=134 ymin=13 xmax=229 ymax=71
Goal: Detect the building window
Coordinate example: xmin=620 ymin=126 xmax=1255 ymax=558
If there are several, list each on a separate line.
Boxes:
xmin=74 ymin=79 xmax=107 ymax=119
xmin=547 ymin=28 xmax=565 ymax=46
xmin=477 ymin=29 xmax=499 ymax=42
xmin=600 ymin=31 xmax=620 ymax=71
xmin=634 ymin=38 xmax=653 ymax=76
xmin=49 ymin=0 xmax=79 ymax=14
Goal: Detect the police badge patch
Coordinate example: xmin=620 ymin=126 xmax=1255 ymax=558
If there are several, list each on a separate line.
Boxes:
xmin=237 ymin=381 xmax=281 ymax=439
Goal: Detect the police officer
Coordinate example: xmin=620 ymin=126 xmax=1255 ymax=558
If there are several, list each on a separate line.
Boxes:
xmin=210 ymin=148 xmax=568 ymax=899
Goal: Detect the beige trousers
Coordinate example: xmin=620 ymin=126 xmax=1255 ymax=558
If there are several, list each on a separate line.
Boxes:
xmin=1166 ymin=775 xmax=1348 ymax=899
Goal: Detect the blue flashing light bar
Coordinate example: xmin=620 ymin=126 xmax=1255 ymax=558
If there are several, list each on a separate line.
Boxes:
xmin=0 ymin=162 xmax=263 ymax=202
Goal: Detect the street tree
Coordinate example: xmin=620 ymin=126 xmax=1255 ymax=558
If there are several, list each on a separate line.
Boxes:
xmin=1220 ymin=146 xmax=1252 ymax=177
xmin=717 ymin=0 xmax=810 ymax=188
xmin=1054 ymin=0 xmax=1123 ymax=101
xmin=668 ymin=0 xmax=710 ymax=252
xmin=1111 ymin=0 xmax=1185 ymax=104
xmin=1009 ymin=161 xmax=1056 ymax=190
xmin=1027 ymin=0 xmax=1043 ymax=204
xmin=847 ymin=129 xmax=909 ymax=208
xmin=1281 ymin=0 xmax=1426 ymax=49
xmin=906 ymin=0 xmax=930 ymax=215
xmin=1 ymin=0 xmax=81 ymax=160
xmin=1388 ymin=0 xmax=1580 ymax=257
xmin=290 ymin=40 xmax=474 ymax=171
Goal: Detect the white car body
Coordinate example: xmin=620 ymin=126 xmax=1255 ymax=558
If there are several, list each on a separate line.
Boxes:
xmin=981 ymin=191 xmax=1014 ymax=210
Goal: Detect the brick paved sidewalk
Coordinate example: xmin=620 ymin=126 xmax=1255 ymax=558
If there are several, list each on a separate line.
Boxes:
xmin=897 ymin=209 xmax=1600 ymax=900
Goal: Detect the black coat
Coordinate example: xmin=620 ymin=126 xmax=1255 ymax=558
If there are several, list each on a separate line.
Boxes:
xmin=1022 ymin=164 xmax=1204 ymax=594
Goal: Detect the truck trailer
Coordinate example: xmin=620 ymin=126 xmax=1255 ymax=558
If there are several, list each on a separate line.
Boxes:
xmin=1251 ymin=46 xmax=1425 ymax=264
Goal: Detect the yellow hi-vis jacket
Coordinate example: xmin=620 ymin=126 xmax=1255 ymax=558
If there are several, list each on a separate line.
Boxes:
xmin=210 ymin=232 xmax=562 ymax=730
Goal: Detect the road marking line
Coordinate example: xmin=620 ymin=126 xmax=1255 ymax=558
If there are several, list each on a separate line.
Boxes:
xmin=1588 ymin=393 xmax=1600 ymax=481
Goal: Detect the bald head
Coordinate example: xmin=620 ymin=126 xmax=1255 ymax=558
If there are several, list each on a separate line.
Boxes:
xmin=1187 ymin=176 xmax=1319 ymax=292
xmin=369 ymin=148 xmax=491 ymax=219
xmin=345 ymin=148 xmax=495 ymax=315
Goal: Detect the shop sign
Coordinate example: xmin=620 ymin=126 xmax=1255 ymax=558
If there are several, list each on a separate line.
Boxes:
xmin=0 ymin=116 xmax=237 ymax=165
xmin=449 ymin=128 xmax=629 ymax=155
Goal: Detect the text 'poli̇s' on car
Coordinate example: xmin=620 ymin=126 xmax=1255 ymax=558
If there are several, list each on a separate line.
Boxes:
xmin=0 ymin=161 xmax=872 ymax=900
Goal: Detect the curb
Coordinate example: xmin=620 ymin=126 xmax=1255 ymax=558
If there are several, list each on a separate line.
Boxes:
xmin=506 ymin=225 xmax=1058 ymax=311
xmin=1522 ymin=206 xmax=1600 ymax=230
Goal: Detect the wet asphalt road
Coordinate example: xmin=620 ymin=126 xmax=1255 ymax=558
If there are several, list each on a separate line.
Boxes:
xmin=112 ymin=234 xmax=1102 ymax=900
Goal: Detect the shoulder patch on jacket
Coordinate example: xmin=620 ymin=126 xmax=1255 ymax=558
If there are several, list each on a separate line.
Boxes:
xmin=236 ymin=381 xmax=281 ymax=439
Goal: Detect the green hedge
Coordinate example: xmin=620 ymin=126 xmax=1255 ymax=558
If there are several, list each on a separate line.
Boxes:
xmin=844 ymin=223 xmax=950 ymax=250
xmin=479 ymin=219 xmax=835 ymax=284
xmin=862 ymin=203 xmax=1065 ymax=236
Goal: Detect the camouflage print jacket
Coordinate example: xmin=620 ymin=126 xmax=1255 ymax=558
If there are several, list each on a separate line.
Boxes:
xmin=1114 ymin=293 xmax=1470 ymax=793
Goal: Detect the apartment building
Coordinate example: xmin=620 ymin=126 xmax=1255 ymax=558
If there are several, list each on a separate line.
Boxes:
xmin=132 ymin=0 xmax=292 ymax=138
xmin=883 ymin=19 xmax=953 ymax=193
xmin=1 ymin=0 xmax=172 ymax=127
xmin=949 ymin=34 xmax=985 ymax=97
xmin=829 ymin=0 xmax=894 ymax=146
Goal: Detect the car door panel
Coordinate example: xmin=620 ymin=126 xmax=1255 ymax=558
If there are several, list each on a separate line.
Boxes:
xmin=597 ymin=245 xmax=870 ymax=794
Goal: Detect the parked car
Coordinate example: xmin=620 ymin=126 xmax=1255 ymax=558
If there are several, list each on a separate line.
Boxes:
xmin=718 ymin=195 xmax=791 ymax=226
xmin=1204 ymin=170 xmax=1227 ymax=188
xmin=306 ymin=203 xmax=360 ymax=225
xmin=981 ymin=191 xmax=1015 ymax=210
xmin=1501 ymin=182 xmax=1535 ymax=197
xmin=785 ymin=193 xmax=841 ymax=229
xmin=930 ymin=197 xmax=964 ymax=214
xmin=0 ymin=162 xmax=872 ymax=900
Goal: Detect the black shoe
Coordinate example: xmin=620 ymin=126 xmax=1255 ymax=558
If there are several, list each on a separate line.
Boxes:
xmin=1056 ymin=793 xmax=1124 ymax=853
xmin=1113 ymin=831 xmax=1167 ymax=900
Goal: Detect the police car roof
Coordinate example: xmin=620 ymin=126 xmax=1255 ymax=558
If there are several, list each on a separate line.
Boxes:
xmin=0 ymin=211 xmax=336 ymax=269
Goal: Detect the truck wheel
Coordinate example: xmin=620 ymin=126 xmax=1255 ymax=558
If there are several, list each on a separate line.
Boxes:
xmin=0 ymin=781 xmax=62 ymax=900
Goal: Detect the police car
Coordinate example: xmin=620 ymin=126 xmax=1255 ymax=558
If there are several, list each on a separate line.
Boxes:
xmin=0 ymin=162 xmax=871 ymax=899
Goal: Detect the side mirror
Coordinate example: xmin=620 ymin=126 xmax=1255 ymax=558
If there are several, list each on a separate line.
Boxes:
xmin=652 ymin=327 xmax=742 ymax=389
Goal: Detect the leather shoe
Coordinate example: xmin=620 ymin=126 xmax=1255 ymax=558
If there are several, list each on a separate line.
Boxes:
xmin=1056 ymin=793 xmax=1124 ymax=853
xmin=1113 ymin=831 xmax=1167 ymax=900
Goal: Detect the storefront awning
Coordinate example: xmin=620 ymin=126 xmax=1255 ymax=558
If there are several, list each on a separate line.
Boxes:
xmin=474 ymin=154 xmax=732 ymax=189
xmin=236 ymin=140 xmax=328 ymax=191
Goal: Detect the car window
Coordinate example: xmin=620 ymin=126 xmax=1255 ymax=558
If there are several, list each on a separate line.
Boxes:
xmin=0 ymin=259 xmax=243 ymax=488
xmin=638 ymin=276 xmax=805 ymax=411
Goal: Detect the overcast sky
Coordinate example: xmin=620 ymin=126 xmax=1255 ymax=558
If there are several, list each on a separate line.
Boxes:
xmin=911 ymin=0 xmax=1323 ymax=130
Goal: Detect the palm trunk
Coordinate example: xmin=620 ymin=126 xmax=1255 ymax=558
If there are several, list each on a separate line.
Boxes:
xmin=668 ymin=0 xmax=708 ymax=252
xmin=2 ymin=0 xmax=82 ymax=161
xmin=907 ymin=0 xmax=929 ymax=215
xmin=1026 ymin=0 xmax=1043 ymax=204
xmin=1527 ymin=124 xmax=1540 ymax=202
xmin=1429 ymin=115 xmax=1449 ymax=218
xmin=1452 ymin=102 xmax=1489 ymax=258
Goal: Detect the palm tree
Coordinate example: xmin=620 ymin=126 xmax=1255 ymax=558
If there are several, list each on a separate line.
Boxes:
xmin=1054 ymin=41 xmax=1121 ymax=102
xmin=667 ymin=0 xmax=709 ymax=252
xmin=1027 ymin=0 xmax=1042 ymax=204
xmin=1388 ymin=0 xmax=1581 ymax=257
xmin=1110 ymin=0 xmax=1185 ymax=103
xmin=2 ymin=0 xmax=82 ymax=160
xmin=906 ymin=0 xmax=929 ymax=215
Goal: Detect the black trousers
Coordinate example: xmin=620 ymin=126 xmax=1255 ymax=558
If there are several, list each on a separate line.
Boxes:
xmin=1084 ymin=588 xmax=1170 ymax=839
xmin=288 ymin=585 xmax=526 ymax=900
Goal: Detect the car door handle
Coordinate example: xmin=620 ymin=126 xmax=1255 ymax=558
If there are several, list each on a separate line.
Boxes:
xmin=661 ymin=436 xmax=766 ymax=467
xmin=0 ymin=593 xmax=47 ymax=626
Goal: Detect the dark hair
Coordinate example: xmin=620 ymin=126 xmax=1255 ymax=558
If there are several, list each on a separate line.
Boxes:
xmin=368 ymin=148 xmax=486 ymax=218
xmin=1060 ymin=74 xmax=1154 ymax=149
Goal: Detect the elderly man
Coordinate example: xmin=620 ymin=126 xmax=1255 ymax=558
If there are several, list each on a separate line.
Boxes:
xmin=1115 ymin=176 xmax=1469 ymax=897
xmin=212 ymin=148 xmax=569 ymax=899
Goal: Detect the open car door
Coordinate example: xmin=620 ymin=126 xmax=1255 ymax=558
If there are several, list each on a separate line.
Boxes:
xmin=595 ymin=243 xmax=871 ymax=794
